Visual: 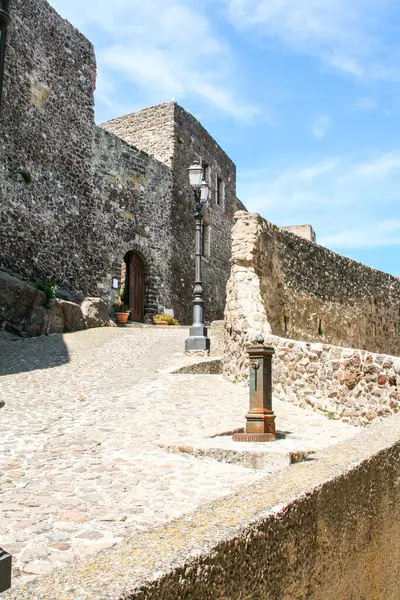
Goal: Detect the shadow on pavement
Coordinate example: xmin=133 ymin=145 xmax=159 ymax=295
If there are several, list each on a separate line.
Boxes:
xmin=0 ymin=333 xmax=70 ymax=376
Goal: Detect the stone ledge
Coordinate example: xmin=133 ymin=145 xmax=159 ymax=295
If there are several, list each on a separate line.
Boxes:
xmin=5 ymin=414 xmax=400 ymax=599
xmin=170 ymin=358 xmax=222 ymax=375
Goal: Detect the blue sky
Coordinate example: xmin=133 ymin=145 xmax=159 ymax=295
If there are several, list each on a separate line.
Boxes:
xmin=50 ymin=0 xmax=400 ymax=275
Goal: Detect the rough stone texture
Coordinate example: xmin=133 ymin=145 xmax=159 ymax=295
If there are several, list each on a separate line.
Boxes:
xmin=46 ymin=298 xmax=65 ymax=334
xmin=1 ymin=0 xmax=236 ymax=325
xmin=223 ymin=211 xmax=400 ymax=425
xmin=226 ymin=332 xmax=400 ymax=426
xmin=227 ymin=211 xmax=400 ymax=355
xmin=209 ymin=320 xmax=225 ymax=356
xmin=102 ymin=103 xmax=237 ymax=324
xmin=280 ymin=223 xmax=316 ymax=242
xmin=90 ymin=127 xmax=173 ymax=316
xmin=0 ymin=270 xmax=47 ymax=336
xmin=0 ymin=0 xmax=174 ymax=321
xmin=61 ymin=300 xmax=86 ymax=333
xmin=3 ymin=413 xmax=400 ymax=600
xmin=0 ymin=0 xmax=95 ymax=294
xmin=0 ymin=326 xmax=358 ymax=591
xmin=0 ymin=269 xmax=99 ymax=335
xmin=80 ymin=297 xmax=112 ymax=329
xmin=170 ymin=358 xmax=222 ymax=375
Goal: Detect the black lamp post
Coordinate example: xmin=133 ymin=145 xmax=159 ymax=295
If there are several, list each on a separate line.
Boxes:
xmin=0 ymin=0 xmax=10 ymax=111
xmin=185 ymin=160 xmax=211 ymax=352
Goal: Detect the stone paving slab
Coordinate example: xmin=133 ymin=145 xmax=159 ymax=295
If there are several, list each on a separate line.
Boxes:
xmin=0 ymin=328 xmax=359 ymax=588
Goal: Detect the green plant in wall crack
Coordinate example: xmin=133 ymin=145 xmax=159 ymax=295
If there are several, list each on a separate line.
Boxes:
xmin=33 ymin=281 xmax=58 ymax=301
xmin=18 ymin=166 xmax=33 ymax=184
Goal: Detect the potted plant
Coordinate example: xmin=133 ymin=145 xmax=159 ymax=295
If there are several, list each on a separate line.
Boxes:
xmin=153 ymin=314 xmax=179 ymax=326
xmin=113 ymin=299 xmax=130 ymax=325
xmin=153 ymin=314 xmax=169 ymax=326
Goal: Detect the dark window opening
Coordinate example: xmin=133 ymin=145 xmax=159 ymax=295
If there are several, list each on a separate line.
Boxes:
xmin=202 ymin=163 xmax=210 ymax=184
xmin=283 ymin=314 xmax=289 ymax=334
xmin=216 ymin=176 xmax=224 ymax=207
xmin=318 ymin=319 xmax=324 ymax=336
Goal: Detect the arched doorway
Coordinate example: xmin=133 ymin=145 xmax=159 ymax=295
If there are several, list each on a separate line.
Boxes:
xmin=124 ymin=251 xmax=145 ymax=322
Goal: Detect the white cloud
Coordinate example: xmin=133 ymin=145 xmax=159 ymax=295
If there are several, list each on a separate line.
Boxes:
xmin=346 ymin=152 xmax=400 ymax=179
xmin=49 ymin=0 xmax=259 ymax=121
xmin=223 ymin=0 xmax=399 ymax=81
xmin=320 ymin=220 xmax=400 ymax=249
xmin=311 ymin=114 xmax=332 ymax=140
xmin=353 ymin=97 xmax=378 ymax=112
xmin=238 ymin=150 xmax=400 ymax=250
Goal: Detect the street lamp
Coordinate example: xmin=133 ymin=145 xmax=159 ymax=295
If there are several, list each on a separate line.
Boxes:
xmin=185 ymin=160 xmax=211 ymax=352
xmin=0 ymin=0 xmax=10 ymax=111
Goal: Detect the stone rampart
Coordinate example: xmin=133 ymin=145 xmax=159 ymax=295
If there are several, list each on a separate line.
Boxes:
xmin=0 ymin=0 xmax=175 ymax=320
xmin=227 ymin=211 xmax=400 ymax=355
xmin=223 ymin=211 xmax=400 ymax=425
xmin=5 ymin=415 xmax=400 ymax=599
xmin=0 ymin=1 xmax=234 ymax=324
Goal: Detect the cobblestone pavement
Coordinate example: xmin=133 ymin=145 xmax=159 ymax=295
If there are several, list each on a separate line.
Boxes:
xmin=0 ymin=328 xmax=359 ymax=586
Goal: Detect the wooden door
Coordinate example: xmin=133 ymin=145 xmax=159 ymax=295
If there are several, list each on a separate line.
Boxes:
xmin=128 ymin=252 xmax=145 ymax=322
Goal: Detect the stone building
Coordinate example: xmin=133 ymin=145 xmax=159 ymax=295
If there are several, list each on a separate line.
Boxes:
xmin=102 ymin=104 xmax=237 ymax=324
xmin=0 ymin=0 xmax=238 ymax=327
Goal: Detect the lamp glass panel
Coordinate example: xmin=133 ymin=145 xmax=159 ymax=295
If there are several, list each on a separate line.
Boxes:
xmin=188 ymin=163 xmax=203 ymax=188
xmin=200 ymin=180 xmax=210 ymax=202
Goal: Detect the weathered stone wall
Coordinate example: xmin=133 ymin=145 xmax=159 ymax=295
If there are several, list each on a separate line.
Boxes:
xmin=0 ymin=0 xmax=174 ymax=321
xmin=225 ymin=331 xmax=400 ymax=426
xmin=228 ymin=211 xmax=400 ymax=355
xmin=1 ymin=1 xmax=235 ymax=325
xmin=280 ymin=223 xmax=316 ymax=242
xmin=101 ymin=103 xmax=176 ymax=168
xmin=172 ymin=104 xmax=237 ymax=324
xmin=102 ymin=103 xmax=237 ymax=324
xmin=7 ymin=415 xmax=400 ymax=599
xmin=90 ymin=128 xmax=173 ymax=314
xmin=224 ymin=210 xmax=400 ymax=424
xmin=0 ymin=0 xmax=95 ymax=291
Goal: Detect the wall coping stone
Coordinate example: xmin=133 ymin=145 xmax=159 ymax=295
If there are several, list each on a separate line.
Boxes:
xmin=5 ymin=413 xmax=400 ymax=599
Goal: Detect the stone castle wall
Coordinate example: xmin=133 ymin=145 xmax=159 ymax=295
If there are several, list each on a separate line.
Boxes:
xmin=280 ymin=223 xmax=316 ymax=242
xmin=102 ymin=103 xmax=237 ymax=324
xmin=228 ymin=211 xmax=400 ymax=355
xmin=223 ymin=211 xmax=400 ymax=425
xmin=171 ymin=104 xmax=236 ymax=324
xmin=91 ymin=128 xmax=173 ymax=313
xmin=0 ymin=0 xmax=175 ymax=320
xmin=0 ymin=1 xmax=234 ymax=324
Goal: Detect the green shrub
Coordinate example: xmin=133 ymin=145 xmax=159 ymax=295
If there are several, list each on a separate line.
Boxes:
xmin=33 ymin=281 xmax=58 ymax=301
xmin=113 ymin=298 xmax=129 ymax=313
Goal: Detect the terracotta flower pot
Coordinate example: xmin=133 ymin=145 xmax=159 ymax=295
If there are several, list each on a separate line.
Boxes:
xmin=155 ymin=321 xmax=169 ymax=326
xmin=115 ymin=312 xmax=130 ymax=325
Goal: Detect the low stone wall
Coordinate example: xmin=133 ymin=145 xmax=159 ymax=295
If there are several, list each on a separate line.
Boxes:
xmin=228 ymin=211 xmax=400 ymax=356
xmin=5 ymin=415 xmax=400 ymax=599
xmin=226 ymin=333 xmax=400 ymax=426
xmin=224 ymin=212 xmax=400 ymax=425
